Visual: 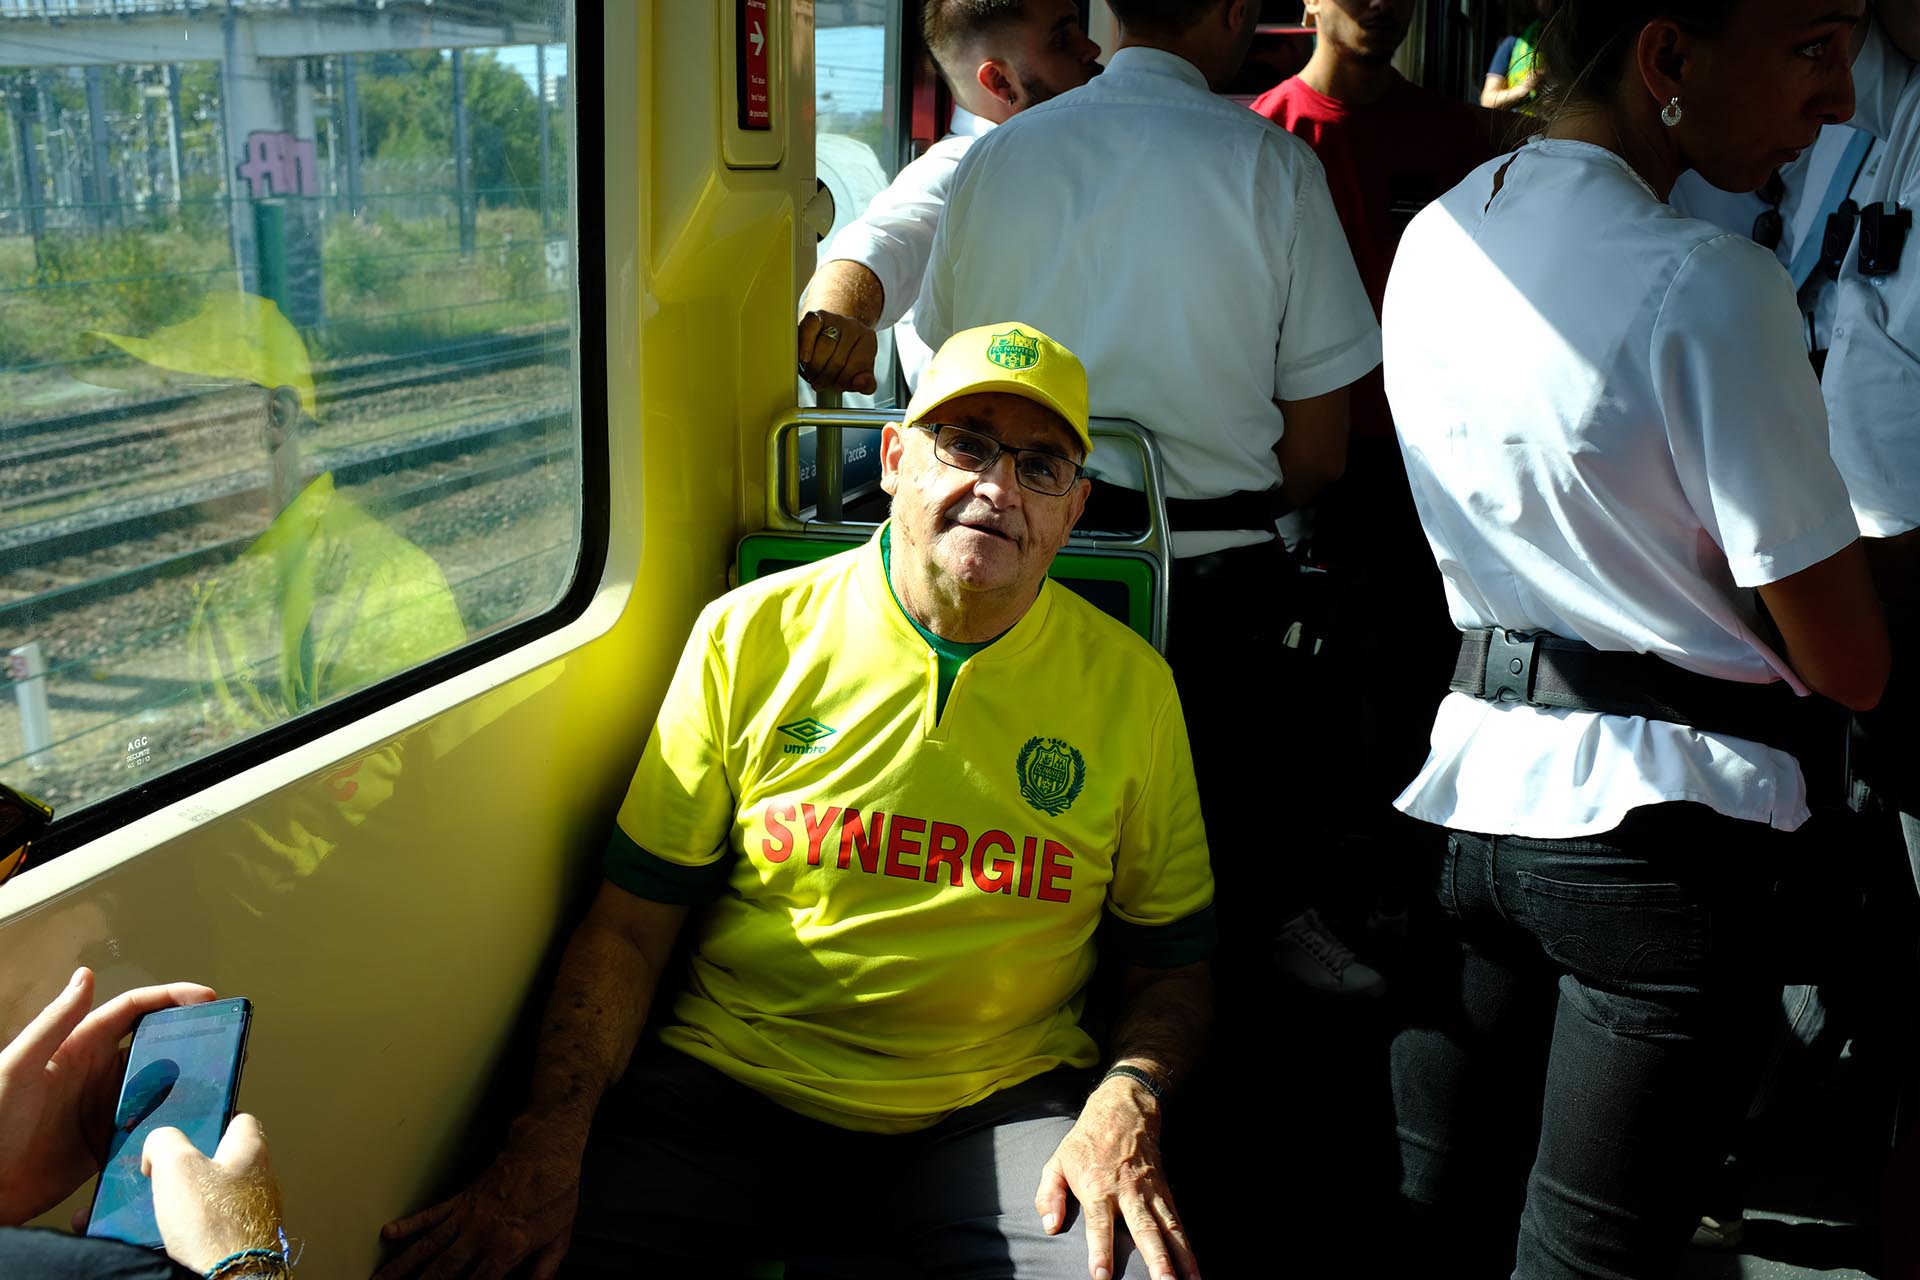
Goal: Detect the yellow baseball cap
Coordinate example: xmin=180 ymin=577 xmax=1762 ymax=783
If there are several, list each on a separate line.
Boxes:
xmin=904 ymin=323 xmax=1091 ymax=456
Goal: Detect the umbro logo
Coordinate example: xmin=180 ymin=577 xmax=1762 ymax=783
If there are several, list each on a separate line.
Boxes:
xmin=777 ymin=717 xmax=837 ymax=755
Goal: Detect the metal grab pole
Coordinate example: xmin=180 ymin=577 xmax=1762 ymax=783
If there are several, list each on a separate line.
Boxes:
xmin=817 ymin=388 xmax=844 ymax=523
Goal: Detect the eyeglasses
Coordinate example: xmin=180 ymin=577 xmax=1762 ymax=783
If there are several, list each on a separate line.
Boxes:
xmin=0 ymin=781 xmax=52 ymax=888
xmin=911 ymin=423 xmax=1085 ymax=497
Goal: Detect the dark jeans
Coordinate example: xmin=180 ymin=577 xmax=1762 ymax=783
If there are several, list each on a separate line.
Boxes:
xmin=1391 ymin=802 xmax=1793 ymax=1280
xmin=563 ymin=1042 xmax=1146 ymax=1279
xmin=0 ymin=1229 xmax=194 ymax=1279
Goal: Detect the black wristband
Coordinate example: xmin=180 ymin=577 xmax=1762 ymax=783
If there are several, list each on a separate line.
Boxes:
xmin=1100 ymin=1063 xmax=1165 ymax=1100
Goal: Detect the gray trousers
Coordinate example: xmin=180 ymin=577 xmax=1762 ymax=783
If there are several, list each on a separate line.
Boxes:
xmin=563 ymin=1042 xmax=1150 ymax=1279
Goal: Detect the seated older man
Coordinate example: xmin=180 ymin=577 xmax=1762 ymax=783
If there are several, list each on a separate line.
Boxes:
xmin=376 ymin=325 xmax=1215 ymax=1280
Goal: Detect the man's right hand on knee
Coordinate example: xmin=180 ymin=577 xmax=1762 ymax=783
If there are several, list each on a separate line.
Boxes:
xmin=372 ymin=1118 xmax=586 ymax=1280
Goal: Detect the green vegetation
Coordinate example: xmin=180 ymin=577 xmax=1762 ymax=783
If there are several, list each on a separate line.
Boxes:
xmin=0 ymin=227 xmax=229 ymax=369
xmin=0 ymin=48 xmax=570 ymax=397
xmin=358 ymin=50 xmax=570 ymax=209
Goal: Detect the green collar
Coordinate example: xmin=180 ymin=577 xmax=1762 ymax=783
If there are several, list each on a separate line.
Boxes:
xmin=880 ymin=527 xmax=998 ymax=662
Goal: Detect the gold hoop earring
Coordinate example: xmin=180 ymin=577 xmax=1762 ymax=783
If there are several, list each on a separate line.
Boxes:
xmin=1661 ymin=97 xmax=1683 ymax=127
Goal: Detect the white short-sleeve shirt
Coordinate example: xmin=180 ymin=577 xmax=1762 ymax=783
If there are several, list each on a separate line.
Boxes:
xmin=1385 ymin=138 xmax=1860 ymax=836
xmin=1824 ymin=21 xmax=1920 ymax=537
xmin=914 ymin=47 xmax=1380 ymax=553
xmin=820 ymin=109 xmax=993 ymax=390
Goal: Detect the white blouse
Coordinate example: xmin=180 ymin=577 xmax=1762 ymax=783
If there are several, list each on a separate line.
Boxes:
xmin=1825 ymin=20 xmax=1920 ymax=537
xmin=1385 ymin=138 xmax=1859 ymax=836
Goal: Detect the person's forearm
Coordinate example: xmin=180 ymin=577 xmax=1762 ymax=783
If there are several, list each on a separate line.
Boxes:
xmin=1867 ymin=527 xmax=1920 ymax=602
xmin=1275 ymin=431 xmax=1346 ymax=515
xmin=518 ymin=917 xmax=664 ymax=1153
xmin=1273 ymin=388 xmax=1351 ymax=515
xmin=1106 ymin=963 xmax=1212 ymax=1095
xmin=802 ymin=259 xmax=887 ymax=328
xmin=1481 ymin=81 xmax=1531 ymax=110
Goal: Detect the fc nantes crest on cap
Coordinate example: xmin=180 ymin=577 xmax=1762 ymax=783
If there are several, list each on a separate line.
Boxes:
xmin=986 ymin=328 xmax=1041 ymax=371
xmin=903 ymin=322 xmax=1092 ymax=455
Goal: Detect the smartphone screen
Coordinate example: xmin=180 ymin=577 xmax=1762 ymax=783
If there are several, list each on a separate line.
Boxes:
xmin=86 ymin=997 xmax=251 ymax=1249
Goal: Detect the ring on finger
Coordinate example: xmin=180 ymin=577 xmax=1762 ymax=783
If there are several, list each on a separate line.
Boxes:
xmin=822 ymin=325 xmax=841 ymax=341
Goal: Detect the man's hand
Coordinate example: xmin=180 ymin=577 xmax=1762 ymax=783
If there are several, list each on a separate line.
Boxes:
xmin=1035 ymin=1075 xmax=1199 ymax=1280
xmin=374 ymin=1119 xmax=585 ymax=1280
xmin=0 ymin=967 xmax=215 ymax=1226
xmin=144 ymin=1114 xmax=283 ymax=1272
xmin=798 ymin=309 xmax=881 ymax=395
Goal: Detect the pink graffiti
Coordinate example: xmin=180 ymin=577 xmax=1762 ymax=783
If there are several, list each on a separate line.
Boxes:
xmin=237 ymin=131 xmax=318 ymax=199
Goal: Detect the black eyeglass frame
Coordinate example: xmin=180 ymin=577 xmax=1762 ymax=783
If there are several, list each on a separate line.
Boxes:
xmin=909 ymin=422 xmax=1087 ymax=497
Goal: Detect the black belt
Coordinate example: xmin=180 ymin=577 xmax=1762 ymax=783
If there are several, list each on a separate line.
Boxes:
xmin=1082 ymin=481 xmax=1285 ymax=535
xmin=1451 ymin=628 xmax=1837 ymax=764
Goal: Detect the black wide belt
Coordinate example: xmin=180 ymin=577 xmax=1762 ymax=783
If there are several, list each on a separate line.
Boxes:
xmin=1451 ymin=628 xmax=1836 ymax=763
xmin=1081 ymin=481 xmax=1285 ymax=535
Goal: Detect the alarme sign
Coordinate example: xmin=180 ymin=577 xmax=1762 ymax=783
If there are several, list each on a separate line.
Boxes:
xmin=739 ymin=0 xmax=772 ymax=130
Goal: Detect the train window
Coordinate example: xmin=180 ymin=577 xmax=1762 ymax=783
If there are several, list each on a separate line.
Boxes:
xmin=0 ymin=2 xmax=580 ymax=827
xmin=813 ymin=0 xmax=906 ymax=408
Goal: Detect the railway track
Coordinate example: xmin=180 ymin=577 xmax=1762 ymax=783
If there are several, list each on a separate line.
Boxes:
xmin=0 ymin=329 xmax=566 ymax=460
xmin=0 ymin=405 xmax=571 ymax=635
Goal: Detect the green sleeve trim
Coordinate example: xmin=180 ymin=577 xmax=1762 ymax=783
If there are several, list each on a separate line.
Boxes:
xmin=1100 ymin=902 xmax=1218 ymax=969
xmin=603 ymin=826 xmax=734 ymax=905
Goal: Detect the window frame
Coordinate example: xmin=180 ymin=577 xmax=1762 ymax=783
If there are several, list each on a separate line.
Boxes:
xmin=22 ymin=8 xmax=609 ymax=866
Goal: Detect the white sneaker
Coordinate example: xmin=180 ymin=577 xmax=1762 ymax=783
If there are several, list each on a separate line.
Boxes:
xmin=1275 ymin=909 xmax=1387 ymax=999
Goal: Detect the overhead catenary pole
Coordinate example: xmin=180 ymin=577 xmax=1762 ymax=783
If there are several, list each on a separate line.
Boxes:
xmin=536 ymin=43 xmax=552 ymax=234
xmin=451 ymin=48 xmax=474 ymax=255
xmin=340 ymin=53 xmax=364 ymax=218
xmin=84 ymin=64 xmax=111 ymax=228
xmin=10 ymin=79 xmax=43 ymax=246
xmin=219 ymin=1 xmax=252 ymax=292
xmin=164 ymin=65 xmax=183 ymax=206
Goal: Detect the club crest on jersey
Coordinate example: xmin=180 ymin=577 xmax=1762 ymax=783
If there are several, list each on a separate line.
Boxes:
xmin=986 ymin=328 xmax=1040 ymax=371
xmin=1017 ymin=736 xmax=1084 ymax=816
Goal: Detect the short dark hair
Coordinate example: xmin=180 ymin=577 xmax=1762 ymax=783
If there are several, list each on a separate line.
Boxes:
xmin=923 ymin=0 xmax=1031 ymax=86
xmin=1104 ymin=0 xmax=1220 ymax=40
xmin=1540 ymin=0 xmax=1742 ymax=109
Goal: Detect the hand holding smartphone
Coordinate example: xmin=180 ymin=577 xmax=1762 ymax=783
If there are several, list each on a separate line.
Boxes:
xmin=85 ymin=997 xmax=252 ymax=1250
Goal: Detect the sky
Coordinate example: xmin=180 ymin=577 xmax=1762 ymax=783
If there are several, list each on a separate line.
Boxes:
xmin=492 ymin=43 xmax=569 ymax=99
xmin=817 ymin=24 xmax=884 ymax=118
xmin=484 ymin=29 xmax=879 ymax=116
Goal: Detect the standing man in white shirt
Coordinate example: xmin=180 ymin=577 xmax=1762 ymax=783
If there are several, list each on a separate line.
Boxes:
xmin=914 ymin=0 xmax=1386 ymax=1000
xmin=798 ymin=0 xmax=1101 ymax=397
xmin=1825 ymin=3 xmax=1920 ymax=886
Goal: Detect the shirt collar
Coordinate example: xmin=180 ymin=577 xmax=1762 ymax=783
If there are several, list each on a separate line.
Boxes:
xmin=949 ymin=106 xmax=994 ymax=138
xmin=1102 ymin=46 xmax=1211 ymax=91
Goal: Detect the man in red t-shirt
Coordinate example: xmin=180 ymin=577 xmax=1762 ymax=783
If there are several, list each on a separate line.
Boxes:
xmin=1251 ymin=0 xmax=1504 ymax=439
xmin=1249 ymin=0 xmax=1518 ymax=946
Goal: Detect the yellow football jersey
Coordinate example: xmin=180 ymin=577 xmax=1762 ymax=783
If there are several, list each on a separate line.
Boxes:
xmin=609 ymin=527 xmax=1213 ymax=1131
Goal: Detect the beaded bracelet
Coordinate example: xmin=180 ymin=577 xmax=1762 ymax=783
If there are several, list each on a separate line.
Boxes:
xmin=204 ymin=1246 xmax=291 ymax=1279
xmin=1100 ymin=1063 xmax=1165 ymax=1101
